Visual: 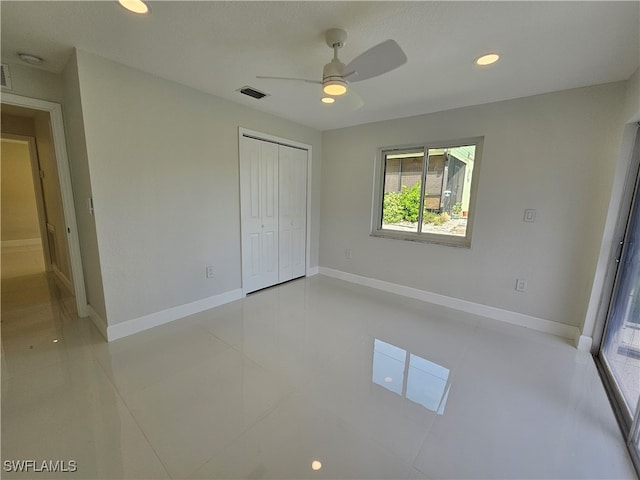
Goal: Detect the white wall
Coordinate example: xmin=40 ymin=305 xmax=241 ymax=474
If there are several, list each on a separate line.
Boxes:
xmin=1 ymin=62 xmax=63 ymax=104
xmin=320 ymin=82 xmax=627 ymax=329
xmin=623 ymin=68 xmax=640 ymax=123
xmin=72 ymin=49 xmax=322 ymax=327
xmin=61 ymin=51 xmax=108 ymax=323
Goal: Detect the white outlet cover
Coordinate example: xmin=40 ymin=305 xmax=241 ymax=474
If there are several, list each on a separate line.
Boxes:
xmin=523 ymin=209 xmax=536 ymax=222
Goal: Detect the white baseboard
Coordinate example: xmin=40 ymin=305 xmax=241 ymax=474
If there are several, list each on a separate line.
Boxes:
xmin=1 ymin=238 xmax=42 ymax=248
xmin=318 ymin=267 xmax=581 ymax=342
xmin=87 ymin=305 xmax=108 ymax=341
xmin=307 ymin=266 xmax=319 ymax=276
xmin=105 ymin=289 xmax=244 ymax=342
xmin=52 ymin=265 xmax=73 ymax=293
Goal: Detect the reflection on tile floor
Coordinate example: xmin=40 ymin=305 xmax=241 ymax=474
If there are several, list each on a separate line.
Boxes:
xmin=1 ymin=272 xmax=637 ymax=479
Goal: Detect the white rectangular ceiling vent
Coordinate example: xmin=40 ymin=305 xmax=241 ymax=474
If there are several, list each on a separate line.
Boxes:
xmin=1 ymin=64 xmax=12 ymax=90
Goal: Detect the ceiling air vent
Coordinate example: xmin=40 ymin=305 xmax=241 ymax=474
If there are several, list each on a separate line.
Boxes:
xmin=1 ymin=64 xmax=12 ymax=89
xmin=237 ymin=86 xmax=269 ymax=100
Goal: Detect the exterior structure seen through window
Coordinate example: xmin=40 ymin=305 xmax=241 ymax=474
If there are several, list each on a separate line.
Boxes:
xmin=372 ymin=138 xmax=482 ymax=247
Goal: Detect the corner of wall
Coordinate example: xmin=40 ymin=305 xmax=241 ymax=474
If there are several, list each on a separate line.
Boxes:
xmin=624 ymin=68 xmax=640 ymax=123
xmin=61 ymin=47 xmax=109 ymax=324
xmin=86 ymin=305 xmax=108 ymax=341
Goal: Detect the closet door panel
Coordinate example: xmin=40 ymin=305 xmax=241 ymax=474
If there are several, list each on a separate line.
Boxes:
xmin=279 ymin=146 xmax=294 ymax=282
xmin=240 ymin=137 xmax=279 ymax=293
xmin=291 ymin=147 xmax=308 ymax=279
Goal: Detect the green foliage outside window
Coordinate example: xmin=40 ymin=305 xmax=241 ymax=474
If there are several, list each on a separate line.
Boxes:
xmin=382 ymin=182 xmax=451 ymax=225
xmin=383 ymin=183 xmax=421 ymax=223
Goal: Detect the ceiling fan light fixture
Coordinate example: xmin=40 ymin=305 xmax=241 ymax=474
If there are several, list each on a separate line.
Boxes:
xmin=323 ymin=78 xmax=347 ymax=96
xmin=118 ymin=0 xmax=150 ymax=15
xmin=321 ymin=96 xmax=335 ymax=104
xmin=475 ymin=53 xmax=500 ymax=66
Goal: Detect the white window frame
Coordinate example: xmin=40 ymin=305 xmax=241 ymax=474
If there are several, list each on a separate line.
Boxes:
xmin=371 ymin=137 xmax=483 ymax=248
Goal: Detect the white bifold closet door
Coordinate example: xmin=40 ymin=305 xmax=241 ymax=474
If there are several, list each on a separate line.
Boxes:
xmin=240 ymin=136 xmax=307 ymax=294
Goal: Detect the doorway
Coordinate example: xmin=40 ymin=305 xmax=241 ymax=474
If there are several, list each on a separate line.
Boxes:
xmin=1 ymin=135 xmax=49 ymax=279
xmin=1 ymin=93 xmax=87 ymax=316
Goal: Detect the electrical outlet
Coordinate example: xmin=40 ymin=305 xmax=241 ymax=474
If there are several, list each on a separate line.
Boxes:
xmin=515 ymin=278 xmax=527 ymax=292
xmin=523 ymin=209 xmax=536 ymax=222
xmin=206 ymin=266 xmax=214 ymax=278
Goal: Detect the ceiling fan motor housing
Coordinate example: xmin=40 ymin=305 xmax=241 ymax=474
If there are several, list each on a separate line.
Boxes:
xmin=323 ymin=58 xmax=345 ymax=81
xmin=325 ymin=28 xmax=348 ymax=48
xmin=322 ymin=58 xmax=347 ymax=95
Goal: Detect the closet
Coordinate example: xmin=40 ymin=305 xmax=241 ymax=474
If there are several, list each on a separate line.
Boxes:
xmin=239 ymin=133 xmax=308 ymax=294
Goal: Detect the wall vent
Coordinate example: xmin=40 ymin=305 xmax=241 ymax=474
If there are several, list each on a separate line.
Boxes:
xmin=237 ymin=86 xmax=269 ymax=100
xmin=1 ymin=64 xmax=12 ymax=90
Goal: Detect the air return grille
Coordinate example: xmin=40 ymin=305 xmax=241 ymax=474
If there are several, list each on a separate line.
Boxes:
xmin=237 ymin=86 xmax=269 ymax=100
xmin=1 ymin=64 xmax=12 ymax=89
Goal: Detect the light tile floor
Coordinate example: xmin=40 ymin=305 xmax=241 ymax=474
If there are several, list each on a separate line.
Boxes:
xmin=1 ymin=244 xmax=45 ymax=280
xmin=1 ymin=271 xmax=638 ymax=479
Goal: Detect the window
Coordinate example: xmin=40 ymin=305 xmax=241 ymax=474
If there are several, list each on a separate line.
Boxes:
xmin=372 ymin=339 xmax=451 ymax=414
xmin=372 ymin=137 xmax=482 ymax=247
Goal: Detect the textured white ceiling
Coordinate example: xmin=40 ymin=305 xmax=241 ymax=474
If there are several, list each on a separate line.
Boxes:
xmin=2 ymin=1 xmax=638 ymax=131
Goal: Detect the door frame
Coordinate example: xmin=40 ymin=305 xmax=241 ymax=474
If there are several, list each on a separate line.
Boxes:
xmin=593 ymin=123 xmax=640 ymax=476
xmin=238 ymin=127 xmax=313 ymax=296
xmin=2 ymin=92 xmax=88 ymax=317
xmin=589 ymin=124 xmax=640 ymax=351
xmin=1 ymin=133 xmax=53 ymax=271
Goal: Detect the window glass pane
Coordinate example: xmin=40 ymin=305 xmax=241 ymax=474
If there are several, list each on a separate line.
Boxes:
xmin=406 ymin=354 xmax=450 ymax=413
xmin=381 ymin=151 xmax=423 ymax=233
xmin=602 ymin=172 xmax=640 ymax=418
xmin=384 ymin=158 xmax=401 ymax=193
xmin=422 ymin=145 xmax=475 ymax=237
xmin=372 ymin=339 xmax=406 ymax=395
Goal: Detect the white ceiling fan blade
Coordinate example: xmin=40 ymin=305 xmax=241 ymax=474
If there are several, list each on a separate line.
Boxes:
xmin=342 ymin=89 xmax=364 ymax=110
xmin=343 ymin=39 xmax=407 ymax=83
xmin=256 ymin=75 xmax=321 ymax=85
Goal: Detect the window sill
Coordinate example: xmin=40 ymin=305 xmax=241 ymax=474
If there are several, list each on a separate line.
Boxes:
xmin=370 ymin=229 xmax=471 ymax=248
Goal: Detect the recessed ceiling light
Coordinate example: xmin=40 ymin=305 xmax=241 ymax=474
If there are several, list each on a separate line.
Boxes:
xmin=311 ymin=460 xmax=322 ymax=471
xmin=321 ymin=96 xmax=335 ymax=104
xmin=475 ymin=53 xmax=500 ymax=66
xmin=118 ymin=0 xmax=150 ymax=15
xmin=18 ymin=53 xmax=44 ymax=65
xmin=52 ymin=339 xmax=59 ymax=343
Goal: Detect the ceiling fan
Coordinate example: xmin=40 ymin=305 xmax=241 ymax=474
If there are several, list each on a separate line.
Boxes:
xmin=257 ymin=28 xmax=407 ymax=104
